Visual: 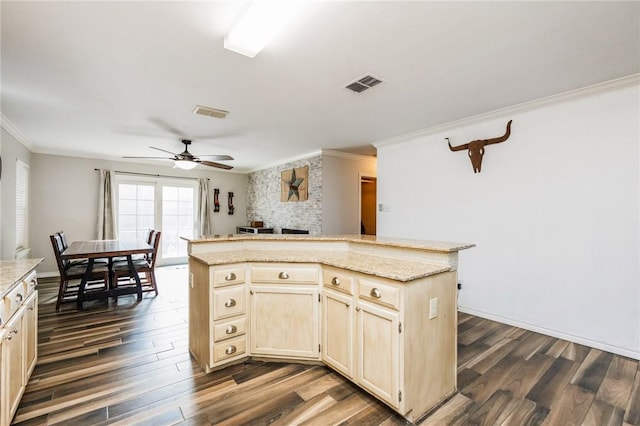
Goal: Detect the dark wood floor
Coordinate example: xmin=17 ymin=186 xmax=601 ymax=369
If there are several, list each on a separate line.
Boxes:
xmin=13 ymin=266 xmax=640 ymax=425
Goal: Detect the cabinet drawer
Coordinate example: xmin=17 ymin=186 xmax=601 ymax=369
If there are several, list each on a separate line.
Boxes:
xmin=23 ymin=271 xmax=38 ymax=296
xmin=212 ymin=285 xmax=246 ymax=320
xmin=213 ymin=317 xmax=247 ymax=342
xmin=323 ymin=268 xmax=355 ymax=295
xmin=4 ymin=283 xmax=27 ymax=320
xmin=358 ymin=278 xmax=401 ymax=311
xmin=212 ymin=266 xmax=246 ymax=287
xmin=213 ymin=335 xmax=247 ymax=363
xmin=250 ymin=264 xmax=318 ymax=284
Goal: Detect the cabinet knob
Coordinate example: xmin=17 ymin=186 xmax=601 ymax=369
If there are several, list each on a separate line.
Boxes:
xmin=225 ymin=272 xmax=236 ymax=281
xmin=278 ymin=272 xmax=289 ymax=280
xmin=225 ymin=345 xmax=237 ymax=355
xmin=226 ymin=325 xmax=237 ymax=334
xmin=356 ymin=307 xmax=361 ymax=312
xmin=370 ymin=288 xmax=382 ymax=299
xmin=331 ymin=277 xmax=340 ymax=286
xmin=224 ymin=299 xmax=237 ymax=308
xmin=345 ymin=302 xmax=350 ymax=307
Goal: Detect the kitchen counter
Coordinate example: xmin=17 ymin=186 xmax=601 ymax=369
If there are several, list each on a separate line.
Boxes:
xmin=187 ymin=234 xmax=474 ymax=282
xmin=0 ymin=259 xmax=44 ymax=297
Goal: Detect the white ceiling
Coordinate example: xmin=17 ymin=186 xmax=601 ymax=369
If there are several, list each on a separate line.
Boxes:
xmin=2 ymin=1 xmax=639 ymax=173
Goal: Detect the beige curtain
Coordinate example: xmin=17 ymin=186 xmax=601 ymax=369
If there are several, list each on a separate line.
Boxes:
xmin=97 ymin=169 xmax=117 ymax=239
xmin=197 ymin=178 xmax=213 ymax=237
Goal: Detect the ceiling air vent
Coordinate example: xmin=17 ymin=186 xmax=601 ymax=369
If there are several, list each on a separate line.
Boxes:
xmin=344 ymin=74 xmax=383 ymax=93
xmin=193 ymin=105 xmax=229 ymax=119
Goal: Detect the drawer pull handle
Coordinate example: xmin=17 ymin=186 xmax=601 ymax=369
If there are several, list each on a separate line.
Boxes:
xmin=278 ymin=272 xmax=289 ymax=280
xmin=224 ymin=299 xmax=237 ymax=308
xmin=370 ymin=288 xmax=382 ymax=299
xmin=225 ymin=345 xmax=237 ymax=355
xmin=16 ymin=293 xmax=24 ymax=303
xmin=226 ymin=325 xmax=237 ymax=334
xmin=331 ymin=277 xmax=340 ymax=286
xmin=225 ymin=272 xmax=236 ymax=281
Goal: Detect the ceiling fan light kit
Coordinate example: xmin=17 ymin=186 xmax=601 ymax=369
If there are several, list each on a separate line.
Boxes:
xmin=174 ymin=159 xmax=198 ymax=170
xmin=123 ymin=139 xmax=233 ymax=170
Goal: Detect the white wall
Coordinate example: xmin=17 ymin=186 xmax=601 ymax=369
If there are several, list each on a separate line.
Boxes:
xmin=322 ymin=151 xmax=377 ymax=235
xmin=0 ymin=127 xmax=32 ymax=260
xmin=30 ymin=154 xmax=247 ymax=274
xmin=376 ymin=81 xmax=639 ymax=358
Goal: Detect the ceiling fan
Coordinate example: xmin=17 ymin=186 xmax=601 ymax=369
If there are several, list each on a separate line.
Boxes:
xmin=124 ymin=139 xmax=234 ymax=170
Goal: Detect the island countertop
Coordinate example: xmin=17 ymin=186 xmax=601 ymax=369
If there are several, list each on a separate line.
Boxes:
xmin=187 ymin=234 xmax=474 ymax=282
xmin=186 ymin=234 xmax=475 ymax=253
xmin=0 ymin=258 xmax=44 ymax=297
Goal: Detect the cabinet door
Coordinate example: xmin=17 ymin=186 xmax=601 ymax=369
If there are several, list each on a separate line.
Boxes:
xmin=322 ymin=290 xmax=354 ymax=378
xmin=3 ymin=308 xmax=25 ymax=426
xmin=250 ymin=286 xmax=319 ymax=359
xmin=357 ymin=300 xmax=401 ymax=409
xmin=23 ymin=292 xmax=38 ymax=380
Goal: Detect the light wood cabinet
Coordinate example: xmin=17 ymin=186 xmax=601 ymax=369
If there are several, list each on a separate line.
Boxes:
xmin=188 ymin=260 xmax=248 ymax=373
xmin=188 ymin=257 xmax=458 ymax=423
xmin=322 ymin=289 xmax=354 ymax=378
xmin=356 ymin=299 xmax=401 ymax=408
xmin=249 ymin=264 xmax=320 ymax=360
xmin=1 ymin=264 xmax=40 ymax=426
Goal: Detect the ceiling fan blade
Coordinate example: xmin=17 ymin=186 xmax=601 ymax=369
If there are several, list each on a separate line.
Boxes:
xmin=122 ymin=156 xmax=173 ymax=159
xmin=196 ymin=154 xmax=234 ymax=161
xmin=150 ymin=146 xmax=179 ymax=156
xmin=198 ymin=160 xmax=234 ymax=170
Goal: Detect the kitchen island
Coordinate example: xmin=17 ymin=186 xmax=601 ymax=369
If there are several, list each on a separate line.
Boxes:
xmin=187 ymin=234 xmax=474 ymax=423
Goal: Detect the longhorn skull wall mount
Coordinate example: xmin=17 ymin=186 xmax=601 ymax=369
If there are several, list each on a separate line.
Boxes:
xmin=446 ymin=120 xmax=512 ymax=173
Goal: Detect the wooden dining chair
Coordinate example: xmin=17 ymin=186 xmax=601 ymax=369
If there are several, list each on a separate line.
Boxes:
xmin=111 ymin=231 xmax=161 ymax=296
xmin=50 ymin=234 xmax=110 ymax=311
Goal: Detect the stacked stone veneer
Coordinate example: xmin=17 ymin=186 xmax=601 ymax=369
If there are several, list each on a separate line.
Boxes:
xmin=246 ymin=155 xmax=322 ymax=234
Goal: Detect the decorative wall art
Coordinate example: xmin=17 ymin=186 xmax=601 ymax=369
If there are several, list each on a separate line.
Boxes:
xmin=446 ymin=120 xmax=513 ymax=173
xmin=281 ymin=166 xmax=309 ymax=202
xmin=228 ymin=191 xmax=234 ymax=215
xmin=213 ymin=188 xmax=220 ymax=212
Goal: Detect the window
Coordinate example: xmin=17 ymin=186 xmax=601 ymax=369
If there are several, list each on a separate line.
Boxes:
xmin=117 ymin=183 xmax=155 ymax=242
xmin=116 ymin=177 xmax=197 ymax=264
xmin=15 ymin=159 xmax=29 ymax=252
xmin=162 ymin=186 xmax=194 ymax=258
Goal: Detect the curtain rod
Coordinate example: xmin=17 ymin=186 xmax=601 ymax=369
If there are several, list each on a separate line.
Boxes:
xmin=94 ymin=169 xmax=206 ymax=181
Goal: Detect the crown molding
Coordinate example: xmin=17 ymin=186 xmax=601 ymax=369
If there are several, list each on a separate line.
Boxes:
xmin=0 ymin=113 xmax=33 ymax=150
xmin=246 ymin=149 xmax=322 ymax=174
xmin=373 ymin=73 xmax=640 ymax=148
xmin=321 ymin=149 xmax=375 ymax=162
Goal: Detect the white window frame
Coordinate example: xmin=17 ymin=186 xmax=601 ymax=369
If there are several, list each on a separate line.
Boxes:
xmin=114 ymin=175 xmax=198 ymax=266
xmin=15 ymin=159 xmax=30 ymax=258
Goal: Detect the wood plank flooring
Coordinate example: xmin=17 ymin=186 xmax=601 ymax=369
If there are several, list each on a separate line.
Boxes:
xmin=12 ymin=266 xmax=640 ymax=425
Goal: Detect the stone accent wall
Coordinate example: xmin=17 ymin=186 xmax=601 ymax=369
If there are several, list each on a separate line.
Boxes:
xmin=247 ymin=155 xmax=322 ymax=234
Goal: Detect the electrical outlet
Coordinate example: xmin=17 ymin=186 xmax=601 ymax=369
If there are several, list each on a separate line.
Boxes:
xmin=429 ymin=297 xmax=438 ymax=319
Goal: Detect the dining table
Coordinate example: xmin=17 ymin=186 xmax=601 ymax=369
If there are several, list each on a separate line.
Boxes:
xmin=61 ymin=239 xmax=154 ymax=310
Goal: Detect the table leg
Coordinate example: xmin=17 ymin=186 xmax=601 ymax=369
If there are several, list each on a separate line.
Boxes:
xmin=77 ymin=258 xmax=95 ymax=310
xmin=126 ymin=254 xmax=143 ymax=301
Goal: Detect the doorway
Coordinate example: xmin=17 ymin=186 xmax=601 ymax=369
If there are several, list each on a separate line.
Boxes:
xmin=360 ymin=176 xmax=377 ymax=235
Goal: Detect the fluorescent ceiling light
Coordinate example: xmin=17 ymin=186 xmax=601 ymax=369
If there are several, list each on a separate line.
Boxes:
xmin=174 ymin=160 xmax=197 ymax=170
xmin=224 ymin=1 xmax=302 ymax=58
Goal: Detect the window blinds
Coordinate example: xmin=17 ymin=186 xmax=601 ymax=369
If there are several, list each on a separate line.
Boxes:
xmin=16 ymin=159 xmax=29 ymax=250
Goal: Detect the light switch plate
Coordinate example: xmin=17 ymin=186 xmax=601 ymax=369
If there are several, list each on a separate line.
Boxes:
xmin=429 ymin=297 xmax=438 ymax=319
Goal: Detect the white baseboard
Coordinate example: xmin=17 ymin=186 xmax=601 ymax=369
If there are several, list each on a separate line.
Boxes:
xmin=458 ymin=306 xmax=640 ymax=361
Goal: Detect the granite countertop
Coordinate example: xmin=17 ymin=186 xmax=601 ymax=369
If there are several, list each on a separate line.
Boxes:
xmin=187 ymin=234 xmax=475 ymax=253
xmin=191 ymin=250 xmax=451 ymax=282
xmin=0 ymin=258 xmax=44 ymax=297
